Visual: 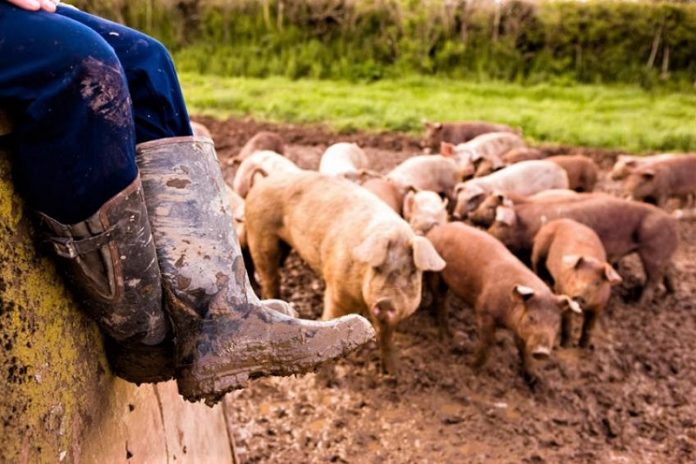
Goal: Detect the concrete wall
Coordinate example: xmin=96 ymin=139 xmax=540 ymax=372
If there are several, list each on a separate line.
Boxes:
xmin=0 ymin=127 xmax=238 ymax=463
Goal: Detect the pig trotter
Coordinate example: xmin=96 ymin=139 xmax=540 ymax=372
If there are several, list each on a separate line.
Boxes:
xmin=137 ymin=136 xmax=375 ymax=404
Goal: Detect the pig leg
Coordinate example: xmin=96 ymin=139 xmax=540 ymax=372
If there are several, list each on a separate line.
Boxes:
xmin=249 ymin=234 xmax=283 ymax=300
xmin=379 ymin=324 xmax=396 ymax=374
xmin=424 ymin=273 xmax=451 ymax=339
xmin=579 ymin=309 xmax=598 ymax=348
xmin=321 ymin=287 xmax=342 ymax=320
xmin=437 ymin=290 xmax=453 ymax=340
xmin=638 ymin=251 xmax=667 ymax=306
xmin=530 ymin=229 xmax=553 ymax=283
xmin=470 ymin=314 xmax=496 ymax=370
xmin=663 ymin=271 xmax=675 ymax=294
xmin=560 ymin=310 xmax=574 ymax=348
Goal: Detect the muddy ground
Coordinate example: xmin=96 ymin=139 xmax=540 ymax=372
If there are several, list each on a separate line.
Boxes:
xmin=196 ymin=116 xmax=696 ymax=464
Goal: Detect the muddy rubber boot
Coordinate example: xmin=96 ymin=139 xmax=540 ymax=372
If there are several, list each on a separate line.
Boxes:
xmin=136 ymin=136 xmax=375 ymax=405
xmin=38 ymin=176 xmax=174 ymax=383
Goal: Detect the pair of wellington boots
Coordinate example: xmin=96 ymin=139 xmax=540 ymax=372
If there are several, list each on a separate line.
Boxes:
xmin=39 ymin=136 xmax=374 ymax=405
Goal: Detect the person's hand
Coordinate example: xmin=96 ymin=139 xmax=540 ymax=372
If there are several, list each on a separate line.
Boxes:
xmin=5 ymin=0 xmax=60 ymax=13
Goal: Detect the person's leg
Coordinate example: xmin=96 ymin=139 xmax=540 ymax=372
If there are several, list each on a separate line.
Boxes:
xmin=51 ymin=6 xmax=376 ymax=403
xmin=56 ymin=5 xmax=193 ymax=143
xmin=137 ymin=137 xmax=375 ymax=404
xmin=0 ymin=4 xmax=136 ymax=223
xmin=0 ymin=5 xmax=169 ymax=354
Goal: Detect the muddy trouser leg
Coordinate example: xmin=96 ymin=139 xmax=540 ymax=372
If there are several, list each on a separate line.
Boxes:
xmin=137 ymin=137 xmax=375 ymax=405
xmin=0 ymin=5 xmax=172 ymax=382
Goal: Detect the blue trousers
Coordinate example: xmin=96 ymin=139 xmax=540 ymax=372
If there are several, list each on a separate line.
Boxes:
xmin=0 ymin=4 xmax=192 ymax=223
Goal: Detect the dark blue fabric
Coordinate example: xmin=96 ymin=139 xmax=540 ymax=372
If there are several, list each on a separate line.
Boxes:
xmin=0 ymin=4 xmax=192 ymax=223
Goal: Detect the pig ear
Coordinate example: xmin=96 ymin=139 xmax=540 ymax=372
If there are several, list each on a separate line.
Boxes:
xmin=353 ymin=234 xmax=390 ymax=267
xmin=403 ymin=190 xmax=416 ymax=220
xmin=442 ymin=197 xmax=449 ymax=208
xmin=604 ymin=264 xmax=623 ymax=285
xmin=641 ymin=169 xmax=655 ymax=179
xmin=249 ymin=166 xmax=269 ymax=188
xmin=495 ymin=206 xmax=516 ymax=226
xmin=412 ymin=236 xmax=446 ymax=272
xmin=561 ymin=255 xmax=583 ymax=269
xmin=441 ymin=142 xmax=455 ymax=157
xmin=492 ymin=191 xmax=513 ymax=207
xmin=512 ymin=285 xmax=535 ymax=302
xmin=574 ymin=256 xmax=585 ymax=269
xmin=558 ymin=295 xmax=583 ymax=314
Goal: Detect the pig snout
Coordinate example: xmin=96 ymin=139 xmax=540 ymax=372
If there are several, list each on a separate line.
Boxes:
xmin=531 ymin=346 xmax=551 ymax=361
xmin=371 ymin=298 xmax=397 ymax=323
xmin=526 ymin=332 xmax=555 ymax=362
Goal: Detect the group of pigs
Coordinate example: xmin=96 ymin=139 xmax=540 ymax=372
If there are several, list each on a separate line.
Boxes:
xmin=208 ymin=120 xmax=691 ymax=386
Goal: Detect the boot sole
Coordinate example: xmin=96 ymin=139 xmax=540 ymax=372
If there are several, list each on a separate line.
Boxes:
xmin=177 ymin=357 xmax=328 ymax=406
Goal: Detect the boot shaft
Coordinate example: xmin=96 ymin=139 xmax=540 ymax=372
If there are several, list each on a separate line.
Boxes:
xmin=38 ymin=175 xmax=169 ymax=346
xmin=136 ymin=136 xmax=258 ymax=316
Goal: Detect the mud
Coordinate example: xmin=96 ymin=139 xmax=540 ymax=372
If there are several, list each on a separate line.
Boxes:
xmin=196 ymin=116 xmax=696 ymax=463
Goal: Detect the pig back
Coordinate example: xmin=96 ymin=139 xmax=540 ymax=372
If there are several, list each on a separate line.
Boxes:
xmin=361 ymin=178 xmax=403 ymax=214
xmin=278 ymin=172 xmax=405 ymax=274
xmin=386 ymin=155 xmax=459 ymax=193
xmin=428 ymin=223 xmax=539 ymax=308
xmin=516 ymin=197 xmax=672 ymax=259
xmin=479 ymin=160 xmax=569 ymax=196
xmin=651 ymin=154 xmax=696 ymax=194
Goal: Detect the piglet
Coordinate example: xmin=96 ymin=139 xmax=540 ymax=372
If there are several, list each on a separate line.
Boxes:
xmin=427 ymin=222 xmax=580 ymax=385
xmin=531 ymin=219 xmax=622 ymax=348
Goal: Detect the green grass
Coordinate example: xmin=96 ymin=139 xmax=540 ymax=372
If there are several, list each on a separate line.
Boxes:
xmin=180 ymin=72 xmax=696 ymax=153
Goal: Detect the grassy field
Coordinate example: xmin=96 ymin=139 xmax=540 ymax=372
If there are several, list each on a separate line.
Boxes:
xmin=180 ymin=72 xmax=696 ymax=153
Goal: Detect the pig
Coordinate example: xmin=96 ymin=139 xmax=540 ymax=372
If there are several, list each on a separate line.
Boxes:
xmin=452 ymin=160 xmax=569 ymax=219
xmin=237 ymin=131 xmax=286 ymax=161
xmin=531 ymin=219 xmax=623 ymax=348
xmin=426 ymin=222 xmax=581 ymax=384
xmin=474 ymin=147 xmax=545 ymax=177
xmin=488 ymin=195 xmax=678 ymax=305
xmin=422 ymin=121 xmax=518 ymax=152
xmin=402 ymin=190 xmax=449 ymax=235
xmin=245 ymin=171 xmax=446 ymax=373
xmin=361 ymin=177 xmax=404 ymax=215
xmin=441 ymin=132 xmax=526 ymax=173
xmin=190 ymin=120 xmax=212 ymax=139
xmin=319 ymin=142 xmax=371 ymax=181
xmin=386 ymin=155 xmax=473 ymax=200
xmin=466 ymin=190 xmax=588 ymax=227
xmin=232 ymin=150 xmax=302 ymax=198
xmin=545 ymin=155 xmax=598 ymax=192
xmin=503 ymin=147 xmax=544 ymax=164
xmin=623 ymin=154 xmax=696 ymax=208
xmin=610 ymin=153 xmax=678 ymax=180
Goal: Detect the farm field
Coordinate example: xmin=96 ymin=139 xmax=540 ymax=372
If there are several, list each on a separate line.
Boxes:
xmin=180 ymin=73 xmax=696 ymax=153
xmin=198 ymin=116 xmax=696 ymax=464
